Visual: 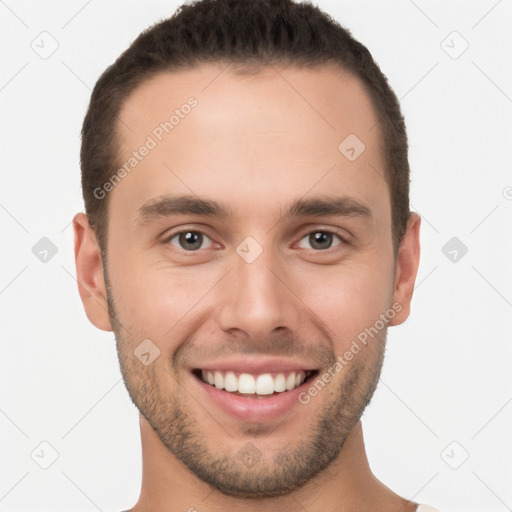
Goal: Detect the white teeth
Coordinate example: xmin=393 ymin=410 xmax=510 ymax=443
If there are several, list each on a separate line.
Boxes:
xmin=286 ymin=373 xmax=296 ymax=391
xmin=238 ymin=373 xmax=256 ymax=393
xmin=224 ymin=371 xmax=238 ymax=392
xmin=256 ymin=374 xmax=274 ymax=395
xmin=214 ymin=370 xmax=224 ymax=389
xmin=200 ymin=370 xmax=309 ymax=395
xmin=274 ymin=373 xmax=286 ymax=392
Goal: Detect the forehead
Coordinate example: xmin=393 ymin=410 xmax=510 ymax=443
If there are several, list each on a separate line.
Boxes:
xmin=118 ymin=62 xmax=380 ymax=147
xmin=111 ymin=62 xmax=387 ymax=226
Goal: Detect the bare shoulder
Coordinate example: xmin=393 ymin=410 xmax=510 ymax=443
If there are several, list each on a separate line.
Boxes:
xmin=416 ymin=505 xmax=442 ymax=512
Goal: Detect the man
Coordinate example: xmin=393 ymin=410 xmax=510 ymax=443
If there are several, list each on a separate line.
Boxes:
xmin=73 ymin=0 xmax=437 ymax=510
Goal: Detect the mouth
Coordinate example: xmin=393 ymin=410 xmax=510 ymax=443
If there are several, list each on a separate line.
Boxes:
xmin=192 ymin=368 xmax=319 ymax=399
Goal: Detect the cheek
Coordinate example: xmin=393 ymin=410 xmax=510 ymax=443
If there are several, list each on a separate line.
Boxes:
xmin=107 ymin=252 xmax=220 ymax=339
xmin=298 ymin=261 xmax=393 ymax=345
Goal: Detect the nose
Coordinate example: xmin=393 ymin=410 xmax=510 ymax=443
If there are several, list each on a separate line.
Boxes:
xmin=215 ymin=240 xmax=302 ymax=342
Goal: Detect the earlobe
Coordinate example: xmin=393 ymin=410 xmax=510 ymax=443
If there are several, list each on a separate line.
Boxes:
xmin=72 ymin=213 xmax=112 ymax=332
xmin=389 ymin=212 xmax=421 ymax=326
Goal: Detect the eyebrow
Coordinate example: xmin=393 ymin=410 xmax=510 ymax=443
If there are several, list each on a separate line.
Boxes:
xmin=136 ymin=194 xmax=372 ymax=225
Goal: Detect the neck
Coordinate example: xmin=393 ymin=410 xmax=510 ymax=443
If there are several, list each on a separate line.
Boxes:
xmin=127 ymin=416 xmax=418 ymax=512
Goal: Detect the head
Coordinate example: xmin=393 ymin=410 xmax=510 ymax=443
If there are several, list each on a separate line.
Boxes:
xmin=74 ymin=0 xmax=420 ymax=500
xmin=81 ymin=0 xmax=411 ymax=258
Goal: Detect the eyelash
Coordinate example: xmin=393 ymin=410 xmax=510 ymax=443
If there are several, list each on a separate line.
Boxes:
xmin=162 ymin=228 xmax=349 ymax=254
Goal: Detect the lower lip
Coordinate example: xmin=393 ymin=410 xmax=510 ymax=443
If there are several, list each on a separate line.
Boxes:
xmin=192 ymin=373 xmax=314 ymax=423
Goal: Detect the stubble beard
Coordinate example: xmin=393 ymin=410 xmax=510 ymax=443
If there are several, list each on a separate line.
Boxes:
xmin=104 ymin=269 xmax=386 ymax=499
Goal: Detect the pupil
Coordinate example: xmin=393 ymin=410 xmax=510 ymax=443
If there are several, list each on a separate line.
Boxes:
xmin=180 ymin=231 xmax=202 ymax=250
xmin=310 ymin=231 xmax=332 ymax=250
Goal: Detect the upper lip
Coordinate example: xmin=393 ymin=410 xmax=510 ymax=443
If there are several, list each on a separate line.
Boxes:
xmin=191 ymin=357 xmax=318 ymax=374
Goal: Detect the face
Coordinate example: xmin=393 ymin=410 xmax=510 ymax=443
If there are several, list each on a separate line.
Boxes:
xmin=75 ymin=63 xmax=420 ymax=498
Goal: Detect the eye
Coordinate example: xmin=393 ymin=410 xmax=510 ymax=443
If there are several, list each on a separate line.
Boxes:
xmin=297 ymin=230 xmax=345 ymax=251
xmin=165 ymin=230 xmax=214 ymax=251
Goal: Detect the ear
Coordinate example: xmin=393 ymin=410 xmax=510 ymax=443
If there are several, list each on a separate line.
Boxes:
xmin=72 ymin=213 xmax=112 ymax=331
xmin=389 ymin=212 xmax=421 ymax=326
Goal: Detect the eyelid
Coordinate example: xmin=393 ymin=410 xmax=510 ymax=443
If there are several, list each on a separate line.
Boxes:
xmin=295 ymin=229 xmax=349 ymax=251
xmin=296 ymin=224 xmax=351 ymax=242
xmin=162 ymin=228 xmax=220 ymax=251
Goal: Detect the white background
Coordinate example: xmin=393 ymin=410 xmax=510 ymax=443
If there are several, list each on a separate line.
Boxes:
xmin=1 ymin=1 xmax=511 ymax=511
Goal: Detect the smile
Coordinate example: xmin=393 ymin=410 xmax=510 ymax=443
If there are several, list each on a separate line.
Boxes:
xmin=193 ymin=369 xmax=318 ymax=398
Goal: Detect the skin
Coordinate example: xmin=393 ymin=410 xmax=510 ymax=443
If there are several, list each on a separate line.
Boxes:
xmin=73 ymin=62 xmax=421 ymax=512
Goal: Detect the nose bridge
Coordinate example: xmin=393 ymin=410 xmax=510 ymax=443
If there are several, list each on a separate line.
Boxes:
xmin=215 ymin=236 xmax=300 ymax=338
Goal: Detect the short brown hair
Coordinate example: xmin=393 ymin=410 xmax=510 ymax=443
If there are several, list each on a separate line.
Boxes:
xmin=81 ymin=0 xmax=410 ymax=256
